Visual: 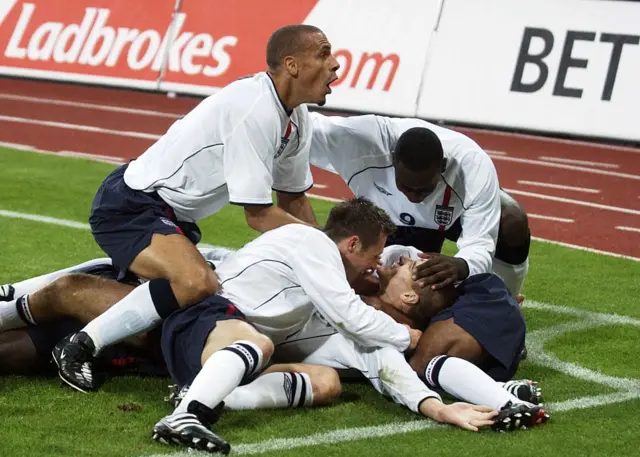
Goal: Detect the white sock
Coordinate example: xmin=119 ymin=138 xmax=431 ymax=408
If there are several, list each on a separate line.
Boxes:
xmin=175 ymin=340 xmax=264 ymax=414
xmin=9 ymin=258 xmax=113 ymax=298
xmin=82 ymin=281 xmax=161 ymax=353
xmin=224 ymin=372 xmax=313 ymax=410
xmin=492 ymin=257 xmax=529 ymax=296
xmin=0 ymin=297 xmax=25 ymax=331
xmin=424 ymin=356 xmax=522 ymax=411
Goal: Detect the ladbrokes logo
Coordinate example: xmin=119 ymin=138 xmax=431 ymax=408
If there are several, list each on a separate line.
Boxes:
xmin=2 ymin=2 xmax=236 ymax=76
xmin=0 ymin=0 xmax=319 ymax=84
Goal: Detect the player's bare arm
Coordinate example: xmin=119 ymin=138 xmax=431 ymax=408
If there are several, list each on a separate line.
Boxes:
xmin=276 ymin=191 xmax=320 ymax=228
xmin=243 ymin=203 xmax=316 ymax=233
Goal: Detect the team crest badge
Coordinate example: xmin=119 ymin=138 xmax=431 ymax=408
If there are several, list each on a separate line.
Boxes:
xmin=434 ymin=205 xmax=454 ymax=226
xmin=274 ymin=137 xmax=289 ymax=159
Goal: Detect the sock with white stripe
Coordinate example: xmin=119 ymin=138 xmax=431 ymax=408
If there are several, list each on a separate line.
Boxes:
xmin=424 ymin=356 xmax=522 ymax=411
xmin=0 ymin=295 xmax=34 ymax=331
xmin=223 ymin=372 xmax=313 ymax=410
xmin=82 ymin=279 xmax=178 ymax=354
xmin=175 ymin=340 xmax=264 ymax=414
xmin=492 ymin=257 xmax=529 ymax=296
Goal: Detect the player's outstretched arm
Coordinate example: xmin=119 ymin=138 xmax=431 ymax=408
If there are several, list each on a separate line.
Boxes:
xmin=420 ymin=399 xmax=497 ymax=432
xmin=275 ymin=192 xmax=320 ymax=228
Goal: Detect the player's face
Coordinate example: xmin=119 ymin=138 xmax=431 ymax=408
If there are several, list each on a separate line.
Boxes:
xmin=394 ymin=162 xmax=441 ymax=203
xmin=343 ymin=233 xmax=386 ymax=285
xmin=377 ymin=256 xmax=422 ymax=306
xmin=296 ymin=32 xmax=340 ymax=106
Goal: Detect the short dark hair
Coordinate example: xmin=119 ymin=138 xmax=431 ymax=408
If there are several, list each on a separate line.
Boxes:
xmin=323 ymin=197 xmax=396 ymax=249
xmin=266 ymin=24 xmax=323 ymax=71
xmin=409 ymin=285 xmax=458 ymax=328
xmin=392 ymin=127 xmax=443 ymax=170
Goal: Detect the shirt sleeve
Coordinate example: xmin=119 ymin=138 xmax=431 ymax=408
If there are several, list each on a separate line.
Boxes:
xmin=299 ymin=331 xmax=440 ymax=414
xmin=224 ymin=113 xmax=277 ymax=205
xmin=455 ymin=153 xmax=501 ymax=276
xmin=289 ymin=232 xmax=411 ymax=352
xmin=368 ymin=346 xmax=442 ymax=414
xmin=309 ymin=112 xmax=390 ymax=181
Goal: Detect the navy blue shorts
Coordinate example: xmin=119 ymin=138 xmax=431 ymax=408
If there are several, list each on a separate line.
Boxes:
xmin=161 ymin=295 xmax=246 ymax=387
xmin=89 ymin=164 xmax=202 ymax=277
xmin=431 ymin=274 xmax=526 ymax=381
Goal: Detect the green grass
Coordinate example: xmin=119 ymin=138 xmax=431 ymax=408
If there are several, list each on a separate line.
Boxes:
xmin=0 ymin=147 xmax=639 ymax=457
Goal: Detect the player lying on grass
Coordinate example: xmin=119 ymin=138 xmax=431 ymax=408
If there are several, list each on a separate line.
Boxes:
xmin=0 ymin=245 xmax=541 ymax=419
xmin=0 ymin=251 xmax=503 ymax=436
xmin=1 ymin=216 xmax=544 ymax=442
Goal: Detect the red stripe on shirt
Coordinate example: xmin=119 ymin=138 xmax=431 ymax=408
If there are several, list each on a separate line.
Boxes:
xmin=438 ymin=186 xmax=452 ymax=232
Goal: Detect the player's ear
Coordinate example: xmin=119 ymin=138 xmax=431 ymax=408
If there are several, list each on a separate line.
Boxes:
xmin=347 ymin=236 xmax=359 ymax=253
xmin=400 ymin=291 xmax=419 ymax=305
xmin=283 ymin=55 xmax=299 ymax=77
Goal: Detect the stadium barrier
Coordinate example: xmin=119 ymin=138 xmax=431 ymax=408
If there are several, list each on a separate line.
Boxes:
xmin=1 ymin=0 xmax=639 ymax=141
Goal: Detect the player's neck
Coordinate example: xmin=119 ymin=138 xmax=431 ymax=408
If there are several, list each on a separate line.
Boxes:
xmin=362 ymin=295 xmax=416 ymax=328
xmin=268 ymin=71 xmax=299 ymax=115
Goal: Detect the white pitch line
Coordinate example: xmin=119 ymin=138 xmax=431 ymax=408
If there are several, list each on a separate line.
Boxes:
xmin=0 ymin=209 xmax=90 ymax=229
xmin=524 ymin=301 xmax=640 ymax=326
xmin=528 ymin=213 xmax=574 ymax=223
xmin=312 ymin=183 xmax=328 ymax=189
xmin=0 ymin=115 xmax=162 ymax=140
xmin=539 ymin=156 xmax=620 ymax=169
xmin=490 ymin=155 xmax=640 ymax=181
xmin=0 ymin=93 xmax=183 ymax=118
xmin=306 ymin=192 xmax=344 ymax=203
xmin=487 ymin=150 xmax=507 ymax=156
xmin=517 ymin=180 xmax=600 ymax=194
xmin=531 ymin=236 xmax=640 ymax=262
xmin=616 ymin=226 xmax=640 ymax=233
xmin=147 ymin=392 xmax=640 ymax=457
xmin=503 ymin=188 xmax=640 ymax=216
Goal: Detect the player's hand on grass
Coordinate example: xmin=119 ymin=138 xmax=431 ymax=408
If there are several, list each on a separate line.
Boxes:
xmin=424 ymin=400 xmax=497 ymax=432
xmin=412 ymin=253 xmax=469 ymax=290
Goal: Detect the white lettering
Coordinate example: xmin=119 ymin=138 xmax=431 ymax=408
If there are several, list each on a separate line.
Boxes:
xmin=105 ymin=27 xmax=138 ymax=67
xmin=168 ymin=31 xmax=193 ymax=71
xmin=151 ymin=12 xmax=185 ymax=71
xmin=181 ymin=33 xmax=212 ymax=75
xmin=27 ymin=21 xmax=62 ymax=61
xmin=77 ymin=9 xmax=114 ymax=66
xmin=4 ymin=3 xmax=34 ymax=59
xmin=53 ymin=7 xmax=97 ymax=63
xmin=203 ymin=35 xmax=237 ymax=77
xmin=128 ymin=29 xmax=161 ymax=70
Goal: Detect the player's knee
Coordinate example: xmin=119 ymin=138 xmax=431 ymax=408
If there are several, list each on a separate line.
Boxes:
xmin=246 ymin=333 xmax=274 ymax=364
xmin=444 ymin=338 xmax=484 ymax=365
xmin=310 ymin=366 xmax=342 ymax=406
xmin=173 ymin=267 xmax=219 ymax=305
xmin=499 ymin=199 xmax=529 ymax=247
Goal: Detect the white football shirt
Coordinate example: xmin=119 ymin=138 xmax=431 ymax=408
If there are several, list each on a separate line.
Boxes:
xmin=275 ymin=314 xmax=441 ymax=414
xmin=124 ymin=73 xmax=314 ymax=223
xmin=309 ymin=112 xmax=500 ymax=277
xmin=213 ymin=224 xmax=411 ymax=351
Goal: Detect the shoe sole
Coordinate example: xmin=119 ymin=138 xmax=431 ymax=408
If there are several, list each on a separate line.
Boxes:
xmin=51 ymin=348 xmax=92 ymax=394
xmin=493 ymin=407 xmax=550 ymax=432
xmin=152 ymin=426 xmax=230 ymax=455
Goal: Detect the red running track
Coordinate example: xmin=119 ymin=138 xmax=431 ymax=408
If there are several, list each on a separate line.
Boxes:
xmin=0 ymin=78 xmax=639 ymax=259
